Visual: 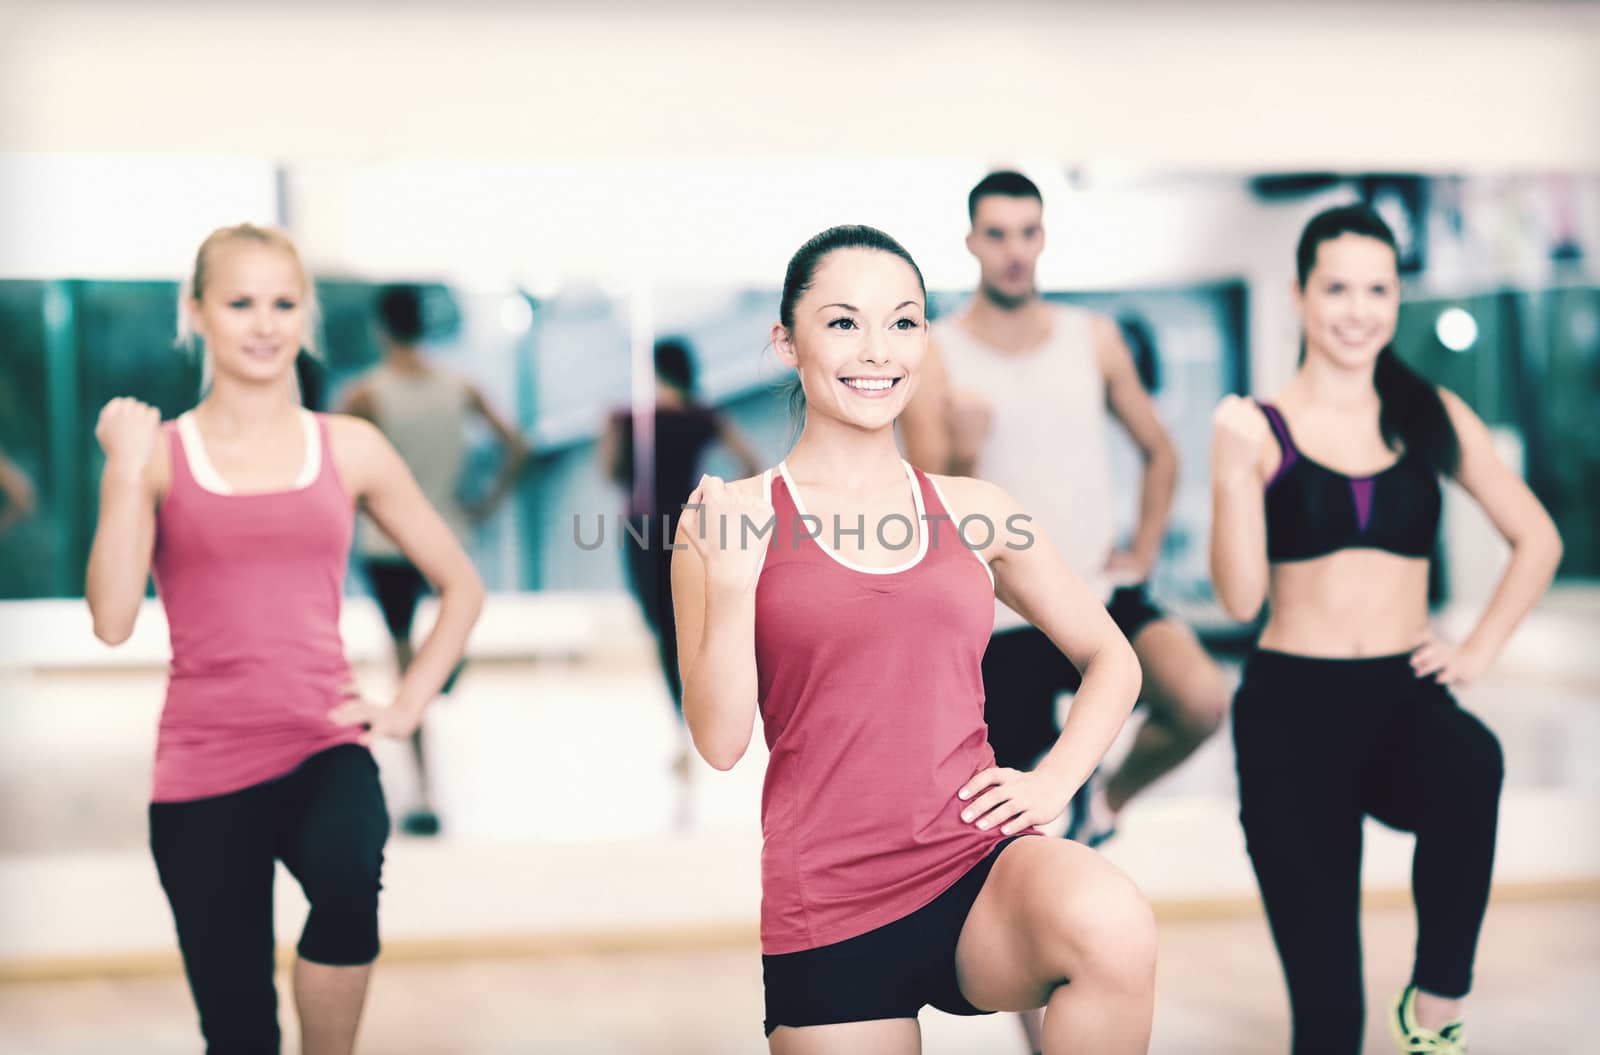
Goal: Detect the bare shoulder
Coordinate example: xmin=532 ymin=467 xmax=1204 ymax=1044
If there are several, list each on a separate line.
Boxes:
xmin=721 ymin=471 xmax=771 ymax=500
xmin=1435 ymin=386 xmax=1493 ymax=471
xmin=324 ymin=411 xmax=386 ymax=452
xmin=926 ymin=473 xmax=1016 ymax=518
xmin=323 ymin=412 xmax=397 ymax=496
xmin=1436 ymin=385 xmax=1479 ymax=425
xmin=1082 ymin=307 xmax=1118 ymax=339
xmin=1079 ymin=308 xmax=1127 ymax=372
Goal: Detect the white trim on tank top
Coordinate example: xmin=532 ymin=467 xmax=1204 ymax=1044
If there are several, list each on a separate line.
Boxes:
xmin=776 ymin=459 xmax=930 ymax=575
xmin=176 ymin=409 xmax=320 ymax=496
xmin=923 ymin=474 xmax=996 ymax=588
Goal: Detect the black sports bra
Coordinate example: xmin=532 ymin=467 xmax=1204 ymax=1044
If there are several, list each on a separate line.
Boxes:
xmin=1258 ymin=402 xmax=1441 ymax=563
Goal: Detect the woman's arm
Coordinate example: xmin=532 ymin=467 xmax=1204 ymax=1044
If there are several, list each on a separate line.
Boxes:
xmin=465 ymin=383 xmax=530 ymax=518
xmin=0 ymin=446 xmax=37 ymax=536
xmin=670 ymin=474 xmax=771 ymax=770
xmin=85 ymin=399 xmax=166 ymax=645
xmin=943 ymin=476 xmax=1142 ymax=834
xmin=898 ymin=338 xmax=955 ymax=473
xmin=1208 ymin=395 xmax=1274 ymax=622
xmin=598 ymin=412 xmax=629 ymax=489
xmin=330 ymin=415 xmax=485 ymax=734
xmin=1098 ymin=316 xmax=1179 ymax=580
xmin=714 ymin=415 xmax=764 ymax=478
xmin=1414 ymin=389 xmax=1563 ymax=683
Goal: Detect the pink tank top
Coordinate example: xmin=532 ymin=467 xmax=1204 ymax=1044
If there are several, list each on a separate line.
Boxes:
xmin=755 ymin=461 xmax=1029 ymax=954
xmin=150 ymin=413 xmax=364 ymax=803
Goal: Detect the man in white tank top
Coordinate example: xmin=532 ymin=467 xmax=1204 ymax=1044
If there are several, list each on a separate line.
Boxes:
xmin=903 ymin=170 xmax=1229 ymax=850
xmin=341 ymin=284 xmax=528 ymax=835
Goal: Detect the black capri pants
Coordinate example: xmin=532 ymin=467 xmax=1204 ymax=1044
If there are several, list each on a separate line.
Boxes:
xmin=1232 ymin=650 xmax=1504 ymax=1055
xmin=150 ymin=744 xmax=390 ymax=1055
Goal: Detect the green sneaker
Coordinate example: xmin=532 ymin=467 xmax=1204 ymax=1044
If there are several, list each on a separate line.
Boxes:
xmin=1389 ymin=985 xmax=1468 ymax=1054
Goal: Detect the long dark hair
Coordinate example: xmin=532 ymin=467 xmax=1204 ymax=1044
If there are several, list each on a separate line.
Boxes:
xmin=1296 ymin=204 xmax=1459 ymax=475
xmin=776 ymin=224 xmax=928 ymax=432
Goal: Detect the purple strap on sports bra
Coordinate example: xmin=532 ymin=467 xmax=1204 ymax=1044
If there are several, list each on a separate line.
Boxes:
xmin=1257 ymin=402 xmax=1299 ymax=488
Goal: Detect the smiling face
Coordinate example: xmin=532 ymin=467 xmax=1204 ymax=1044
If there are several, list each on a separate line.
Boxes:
xmin=1295 ymin=232 xmax=1401 ymax=372
xmin=187 ymin=239 xmax=309 ymax=388
xmin=772 ymin=247 xmax=928 ymax=434
xmin=967 ymin=193 xmax=1045 ymax=307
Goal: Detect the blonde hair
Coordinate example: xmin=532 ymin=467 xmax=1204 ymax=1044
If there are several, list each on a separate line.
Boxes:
xmin=177 ymin=224 xmax=323 ymax=391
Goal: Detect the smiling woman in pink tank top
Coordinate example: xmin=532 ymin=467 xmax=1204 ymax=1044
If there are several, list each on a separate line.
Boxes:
xmin=84 ymin=224 xmax=484 ymax=1055
xmin=671 ymin=225 xmax=1155 ymax=1054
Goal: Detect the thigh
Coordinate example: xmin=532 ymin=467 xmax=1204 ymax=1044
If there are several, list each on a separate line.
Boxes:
xmin=277 ymin=746 xmax=390 ymax=900
xmin=954 ymin=835 xmax=1153 ymax=1013
xmin=982 ymin=629 xmax=1077 ymax=770
xmin=151 ymin=785 xmax=279 ymax=950
xmin=150 ymin=787 xmax=281 ymax=1036
xmin=769 ymin=1019 xmax=920 ymax=1055
xmin=1364 ymin=682 xmax=1504 ymax=834
xmin=1129 ymin=616 xmax=1229 ymax=728
xmin=1231 ymin=674 xmax=1367 ymax=1003
xmin=762 ymin=932 xmax=922 ymax=1041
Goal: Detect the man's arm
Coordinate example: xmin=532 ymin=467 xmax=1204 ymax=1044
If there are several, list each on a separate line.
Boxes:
xmin=900 ymin=337 xmax=954 ymax=473
xmin=1098 ymin=316 xmax=1177 ymax=579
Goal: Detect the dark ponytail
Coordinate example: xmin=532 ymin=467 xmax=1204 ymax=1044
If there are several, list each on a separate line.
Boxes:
xmin=1296 ymin=204 xmax=1460 ymax=475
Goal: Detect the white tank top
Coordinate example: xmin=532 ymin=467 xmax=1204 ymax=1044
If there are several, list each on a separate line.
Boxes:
xmin=934 ymin=303 xmax=1115 ymax=630
xmin=355 ymin=363 xmax=473 ymax=558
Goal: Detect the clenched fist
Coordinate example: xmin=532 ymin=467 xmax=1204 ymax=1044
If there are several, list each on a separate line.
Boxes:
xmin=683 ymin=474 xmax=775 ymax=595
xmin=95 ymin=398 xmax=161 ymax=482
xmin=1211 ymin=395 xmax=1271 ymax=482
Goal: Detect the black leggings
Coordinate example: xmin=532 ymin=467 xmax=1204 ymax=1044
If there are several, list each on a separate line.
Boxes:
xmin=150 ymin=745 xmax=391 ymax=1055
xmin=623 ymin=516 xmax=683 ymax=711
xmin=1232 ymin=651 xmax=1504 ymax=1055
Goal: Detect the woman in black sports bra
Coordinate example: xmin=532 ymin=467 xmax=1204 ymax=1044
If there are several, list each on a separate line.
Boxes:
xmin=1209 ymin=204 xmax=1563 ymax=1055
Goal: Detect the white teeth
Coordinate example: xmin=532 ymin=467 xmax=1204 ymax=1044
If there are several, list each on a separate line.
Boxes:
xmin=843 ymin=378 xmax=895 ymax=391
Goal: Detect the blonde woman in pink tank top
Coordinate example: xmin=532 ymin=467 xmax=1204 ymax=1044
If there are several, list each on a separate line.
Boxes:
xmin=671 ymin=225 xmax=1156 ymax=1054
xmin=85 ymin=225 xmax=484 ymax=1055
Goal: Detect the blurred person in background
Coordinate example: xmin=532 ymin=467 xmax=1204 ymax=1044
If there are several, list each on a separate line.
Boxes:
xmin=0 ymin=445 xmax=37 ymax=538
xmin=339 ymin=283 xmax=528 ymax=836
xmin=1211 ymin=204 xmax=1563 ymax=1055
xmin=902 ymin=172 xmax=1229 ymax=1054
xmin=903 ymin=170 xmax=1229 ymax=852
xmin=674 ymin=225 xmax=1155 ymax=1054
xmin=85 ymin=224 xmax=483 ymax=1055
xmin=599 ymin=336 xmax=761 ymax=792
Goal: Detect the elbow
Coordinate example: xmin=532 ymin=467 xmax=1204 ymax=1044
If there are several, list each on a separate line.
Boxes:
xmin=1123 ymin=640 xmax=1144 ymax=708
xmin=690 ymin=723 xmax=751 ymax=772
xmin=1515 ymin=517 xmax=1565 ymax=578
xmin=450 ymin=569 xmax=487 ymax=620
xmin=1215 ymin=583 xmax=1264 ymax=624
xmin=698 ymin=739 xmax=747 ymax=773
xmin=87 ymin=595 xmax=135 ymax=646
xmin=92 ymin=618 xmax=132 ymax=647
xmin=1148 ymin=438 xmax=1179 ymax=476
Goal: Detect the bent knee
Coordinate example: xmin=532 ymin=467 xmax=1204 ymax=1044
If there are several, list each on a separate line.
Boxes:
xmin=299 ymin=903 xmax=380 ymax=966
xmin=1048 ymin=874 xmax=1157 ymax=991
xmin=1468 ymin=723 xmax=1505 ymax=791
xmin=1445 ymin=711 xmax=1505 ymax=798
xmin=1167 ymin=682 xmax=1230 ymax=743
